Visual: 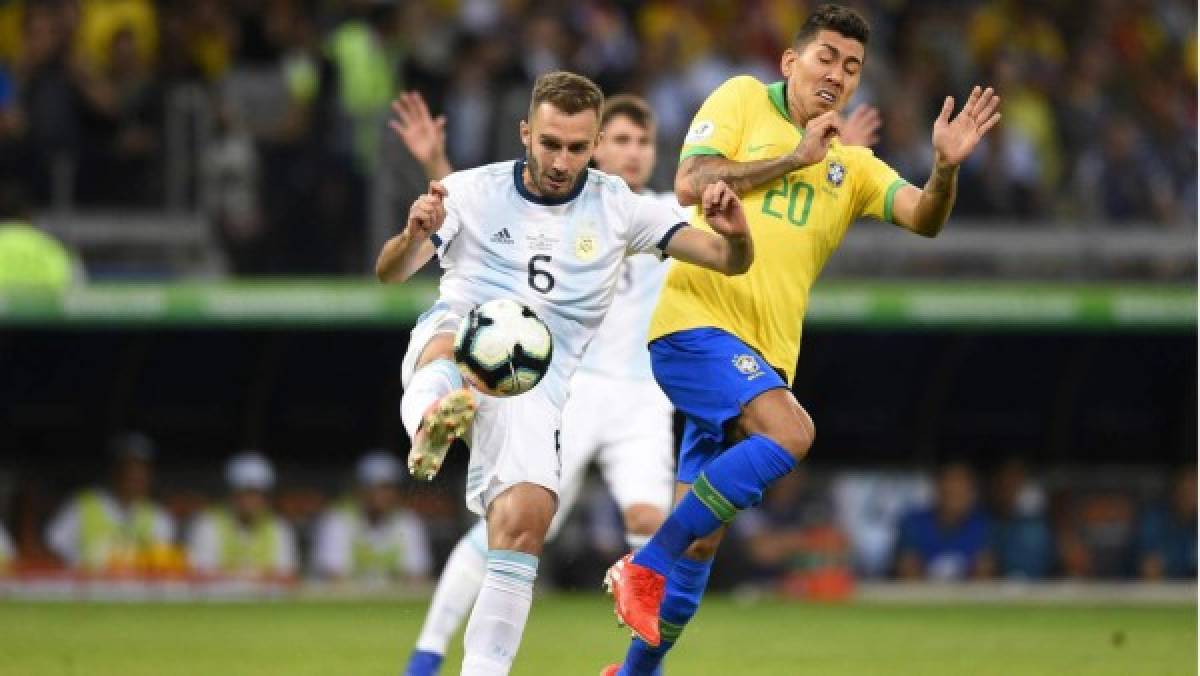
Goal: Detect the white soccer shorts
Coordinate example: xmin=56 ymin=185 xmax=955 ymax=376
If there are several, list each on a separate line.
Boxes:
xmin=546 ymin=370 xmax=675 ymax=539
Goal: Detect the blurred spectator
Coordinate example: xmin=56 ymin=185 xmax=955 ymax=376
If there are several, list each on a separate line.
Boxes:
xmin=187 ymin=451 xmax=297 ymax=579
xmin=204 ymin=104 xmax=264 ymax=274
xmin=1074 ymin=115 xmax=1180 ymax=223
xmin=324 ymin=1 xmax=404 ymax=172
xmin=75 ymin=0 xmax=157 ymax=75
xmin=74 ymin=24 xmax=164 ymax=205
xmin=0 ymin=0 xmax=1193 ymax=274
xmin=0 ymin=183 xmax=82 ymax=289
xmin=44 ymin=432 xmax=175 ymax=572
xmin=1136 ymin=467 xmax=1197 ymax=580
xmin=832 ymin=471 xmax=930 ymax=578
xmin=988 ymin=458 xmax=1054 ymax=579
xmin=1055 ymin=489 xmax=1136 ymax=578
xmin=736 ymin=469 xmax=852 ymax=599
xmin=311 ymin=451 xmax=431 ymax=583
xmin=895 ymin=463 xmax=994 ymax=580
xmin=12 ymin=1 xmax=81 ymax=205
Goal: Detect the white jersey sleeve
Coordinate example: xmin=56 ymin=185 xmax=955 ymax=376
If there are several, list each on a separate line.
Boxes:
xmin=620 ymin=185 xmax=689 ymax=258
xmin=428 ymin=171 xmax=470 ymax=258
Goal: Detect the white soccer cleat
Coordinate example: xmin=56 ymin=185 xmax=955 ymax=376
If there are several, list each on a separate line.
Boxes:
xmin=408 ymin=389 xmax=476 ymax=481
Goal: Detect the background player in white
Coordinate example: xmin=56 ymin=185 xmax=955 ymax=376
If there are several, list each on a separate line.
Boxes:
xmin=375 ymin=71 xmax=752 ymax=675
xmin=390 ymin=91 xmax=684 ymax=676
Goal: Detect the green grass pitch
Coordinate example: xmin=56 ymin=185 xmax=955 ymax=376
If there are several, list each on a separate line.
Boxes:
xmin=0 ymin=594 xmax=1193 ymax=675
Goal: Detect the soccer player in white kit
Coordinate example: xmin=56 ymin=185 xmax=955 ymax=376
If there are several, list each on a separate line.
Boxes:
xmin=390 ymin=91 xmax=683 ymax=676
xmin=375 ymin=71 xmax=752 ymax=676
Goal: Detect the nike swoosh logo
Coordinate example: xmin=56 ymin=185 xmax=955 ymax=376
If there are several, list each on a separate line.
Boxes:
xmin=747 ymin=143 xmax=776 ymax=153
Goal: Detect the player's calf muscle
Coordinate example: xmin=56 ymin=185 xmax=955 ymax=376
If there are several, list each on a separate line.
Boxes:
xmin=623 ymin=504 xmax=665 ymax=536
xmin=685 ymin=525 xmax=728 ymax=560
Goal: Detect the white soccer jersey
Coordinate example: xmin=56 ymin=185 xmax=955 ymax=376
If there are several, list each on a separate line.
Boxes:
xmin=431 ymin=160 xmax=686 ymax=408
xmin=576 ymin=191 xmax=687 ymax=381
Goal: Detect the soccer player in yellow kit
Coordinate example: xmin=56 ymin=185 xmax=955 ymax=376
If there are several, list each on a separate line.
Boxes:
xmin=604 ymin=5 xmax=1001 ymax=673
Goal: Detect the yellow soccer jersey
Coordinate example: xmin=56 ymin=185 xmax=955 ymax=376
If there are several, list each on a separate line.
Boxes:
xmin=650 ymin=76 xmax=908 ymax=383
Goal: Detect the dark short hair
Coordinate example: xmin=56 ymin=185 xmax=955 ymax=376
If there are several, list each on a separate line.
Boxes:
xmin=529 ymin=71 xmax=605 ymax=120
xmin=601 ymin=94 xmax=655 ymax=132
xmin=795 ymin=4 xmax=870 ymax=48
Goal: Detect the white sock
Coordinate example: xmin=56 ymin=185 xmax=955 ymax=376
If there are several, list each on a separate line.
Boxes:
xmin=414 ymin=521 xmax=488 ymax=655
xmin=461 ymin=549 xmax=539 ymax=676
xmin=401 ymin=358 xmax=464 ymax=441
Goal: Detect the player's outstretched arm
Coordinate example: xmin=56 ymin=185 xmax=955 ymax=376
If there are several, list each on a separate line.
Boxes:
xmin=664 ymin=181 xmax=753 ymax=275
xmin=376 ymin=181 xmax=448 ymax=283
xmin=389 ymin=91 xmax=452 ymax=181
xmin=892 ymin=85 xmax=1001 ymax=237
xmin=674 ymin=111 xmax=843 ymax=206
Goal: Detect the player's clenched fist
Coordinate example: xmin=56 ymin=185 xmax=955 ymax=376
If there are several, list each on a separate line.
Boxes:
xmin=790 ymin=110 xmax=842 ymax=168
xmin=701 ymin=181 xmax=749 ymax=240
xmin=407 ymin=181 xmax=449 ymax=238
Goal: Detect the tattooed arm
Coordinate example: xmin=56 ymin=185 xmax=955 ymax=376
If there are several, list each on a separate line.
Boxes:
xmin=674 ymin=111 xmax=844 ymax=206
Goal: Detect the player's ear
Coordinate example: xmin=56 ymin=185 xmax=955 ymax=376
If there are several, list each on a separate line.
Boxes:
xmin=781 ymin=47 xmax=799 ymax=78
xmin=520 ymin=120 xmax=531 ymax=149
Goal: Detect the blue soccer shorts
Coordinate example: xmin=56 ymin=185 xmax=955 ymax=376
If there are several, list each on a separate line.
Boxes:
xmin=649 ymin=327 xmax=789 ymax=485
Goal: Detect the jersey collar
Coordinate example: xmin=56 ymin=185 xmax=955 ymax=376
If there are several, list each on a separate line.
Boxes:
xmin=513 ymin=159 xmax=588 ymax=206
xmin=767 ymin=81 xmax=792 ymax=124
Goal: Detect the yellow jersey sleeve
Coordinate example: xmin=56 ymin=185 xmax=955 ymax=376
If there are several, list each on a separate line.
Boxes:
xmin=679 ymin=76 xmax=759 ymax=162
xmin=852 ymin=148 xmax=909 ymax=224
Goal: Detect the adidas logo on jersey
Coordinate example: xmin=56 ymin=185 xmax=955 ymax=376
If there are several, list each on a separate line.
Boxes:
xmin=490 ymin=228 xmax=514 ymax=244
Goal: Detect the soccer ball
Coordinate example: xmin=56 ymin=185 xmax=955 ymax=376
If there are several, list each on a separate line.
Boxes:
xmin=454 ymin=299 xmax=553 ymax=397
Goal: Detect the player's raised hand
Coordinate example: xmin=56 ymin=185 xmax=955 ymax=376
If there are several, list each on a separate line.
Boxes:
xmin=390 ymin=92 xmax=452 ymax=179
xmin=701 ymin=181 xmax=749 ymax=239
xmin=840 ymin=104 xmax=882 ymax=147
xmin=790 ymin=111 xmax=842 ymax=167
xmin=932 ymin=85 xmax=1001 ymax=167
xmin=407 ymin=181 xmax=449 ymax=238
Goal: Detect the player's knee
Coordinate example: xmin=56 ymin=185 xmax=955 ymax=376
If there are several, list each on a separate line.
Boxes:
xmin=780 ymin=420 xmax=815 ymax=461
xmin=623 ymin=504 xmax=665 ymax=537
xmin=769 ymin=407 xmax=815 ymax=461
xmin=487 ymin=522 xmax=546 ymax=555
xmin=486 ymin=507 xmax=551 ymax=555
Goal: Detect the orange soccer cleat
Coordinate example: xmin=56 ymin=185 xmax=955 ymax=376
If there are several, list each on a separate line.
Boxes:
xmin=604 ymin=554 xmax=666 ymax=647
xmin=599 ymin=665 xmax=621 ymax=676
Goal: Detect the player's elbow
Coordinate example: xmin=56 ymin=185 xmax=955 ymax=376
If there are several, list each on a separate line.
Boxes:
xmin=722 ymin=241 xmax=753 ymax=276
xmin=374 ymin=258 xmax=394 ymax=283
xmin=724 ymin=257 xmax=751 ymax=276
xmin=674 ymin=172 xmax=700 ymax=207
xmin=916 ymin=221 xmax=944 ymax=238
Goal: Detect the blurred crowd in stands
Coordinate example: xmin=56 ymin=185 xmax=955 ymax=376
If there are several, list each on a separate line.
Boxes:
xmin=0 ymin=0 xmax=1194 ymax=275
xmin=0 ymin=431 xmax=1193 ymax=589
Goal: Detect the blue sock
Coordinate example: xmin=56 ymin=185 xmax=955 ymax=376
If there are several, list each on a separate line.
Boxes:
xmin=619 ymin=557 xmax=714 ymax=676
xmin=633 ymin=435 xmax=795 ymax=575
xmin=404 ymin=649 xmax=444 ymax=676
